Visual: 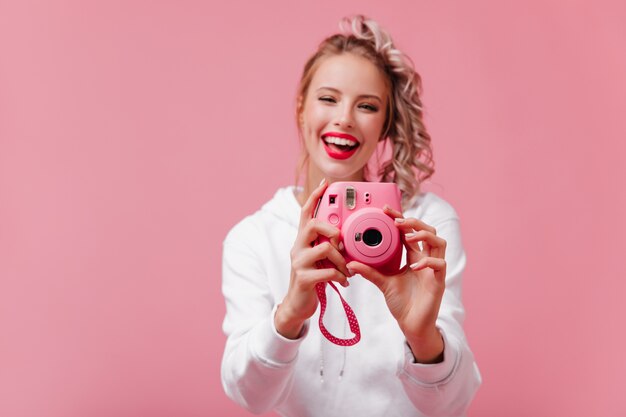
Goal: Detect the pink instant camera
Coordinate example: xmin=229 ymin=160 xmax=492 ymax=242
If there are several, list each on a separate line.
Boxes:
xmin=314 ymin=181 xmax=403 ymax=275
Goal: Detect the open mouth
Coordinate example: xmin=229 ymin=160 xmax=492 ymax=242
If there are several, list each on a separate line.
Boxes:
xmin=322 ymin=133 xmax=360 ymax=159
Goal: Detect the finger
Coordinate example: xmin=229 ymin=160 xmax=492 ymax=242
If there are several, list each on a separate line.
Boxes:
xmin=404 ymin=244 xmax=426 ymax=267
xmin=296 ymin=218 xmax=340 ymax=249
xmin=394 ymin=217 xmax=437 ymax=235
xmin=383 ymin=204 xmax=403 ymax=219
xmin=403 ymin=230 xmax=446 ymax=258
xmin=300 ymin=178 xmax=328 ymax=224
xmin=298 ymin=267 xmax=350 ymax=288
xmin=402 ymin=230 xmax=424 ymax=253
xmin=346 ymin=261 xmax=387 ymax=290
xmin=383 ymin=208 xmax=436 ymax=256
xmin=409 ymin=257 xmax=446 ymax=275
xmin=309 ymin=241 xmax=351 ymax=278
xmin=410 ymin=239 xmax=430 ymax=256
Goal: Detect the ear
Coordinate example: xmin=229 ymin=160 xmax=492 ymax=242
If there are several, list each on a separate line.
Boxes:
xmin=297 ymin=96 xmax=304 ymax=114
xmin=296 ymin=96 xmax=305 ymax=127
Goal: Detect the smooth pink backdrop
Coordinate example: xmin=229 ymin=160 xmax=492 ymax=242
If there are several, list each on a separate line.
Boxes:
xmin=2 ymin=1 xmax=625 ymax=416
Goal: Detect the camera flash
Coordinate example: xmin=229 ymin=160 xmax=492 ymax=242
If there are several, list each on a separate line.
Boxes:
xmin=346 ymin=186 xmax=356 ymax=210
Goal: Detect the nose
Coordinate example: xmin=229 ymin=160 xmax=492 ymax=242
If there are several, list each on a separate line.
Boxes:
xmin=334 ymin=105 xmax=354 ymax=129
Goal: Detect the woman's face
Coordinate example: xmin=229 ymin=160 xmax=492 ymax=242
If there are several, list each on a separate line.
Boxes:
xmin=299 ymin=52 xmax=389 ymax=184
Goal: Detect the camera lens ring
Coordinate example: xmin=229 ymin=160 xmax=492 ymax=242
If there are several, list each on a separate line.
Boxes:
xmin=343 ymin=211 xmax=396 ymax=262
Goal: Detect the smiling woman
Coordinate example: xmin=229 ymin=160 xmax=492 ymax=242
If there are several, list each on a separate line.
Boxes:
xmin=221 ymin=15 xmax=481 ymax=417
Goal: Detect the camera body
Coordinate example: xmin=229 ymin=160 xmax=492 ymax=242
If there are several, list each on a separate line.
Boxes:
xmin=314 ymin=181 xmax=403 ymax=275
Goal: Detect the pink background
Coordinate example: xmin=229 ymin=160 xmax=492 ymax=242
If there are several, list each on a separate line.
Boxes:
xmin=1 ymin=1 xmax=625 ymax=416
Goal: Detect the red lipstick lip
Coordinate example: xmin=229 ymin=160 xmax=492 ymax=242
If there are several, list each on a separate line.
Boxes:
xmin=322 ymin=141 xmax=358 ymax=160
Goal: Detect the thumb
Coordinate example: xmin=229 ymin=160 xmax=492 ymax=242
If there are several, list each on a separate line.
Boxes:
xmin=347 ymin=261 xmax=386 ymax=290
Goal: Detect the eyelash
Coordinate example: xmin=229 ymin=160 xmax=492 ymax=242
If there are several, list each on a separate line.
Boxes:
xmin=359 ymin=104 xmax=378 ymax=112
xmin=318 ymin=97 xmax=379 ymax=112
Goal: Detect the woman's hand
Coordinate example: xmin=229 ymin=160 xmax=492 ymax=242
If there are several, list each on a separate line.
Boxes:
xmin=275 ymin=179 xmax=352 ymax=339
xmin=346 ymin=205 xmax=447 ymax=363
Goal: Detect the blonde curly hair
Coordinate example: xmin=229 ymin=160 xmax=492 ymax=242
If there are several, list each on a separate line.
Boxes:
xmin=295 ymin=15 xmax=435 ymax=210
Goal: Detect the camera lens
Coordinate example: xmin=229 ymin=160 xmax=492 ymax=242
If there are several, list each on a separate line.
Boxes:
xmin=362 ymin=228 xmax=383 ymax=247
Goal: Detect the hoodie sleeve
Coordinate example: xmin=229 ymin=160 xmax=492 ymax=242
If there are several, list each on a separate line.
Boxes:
xmin=221 ymin=223 xmax=308 ymax=414
xmin=397 ymin=216 xmax=482 ymax=417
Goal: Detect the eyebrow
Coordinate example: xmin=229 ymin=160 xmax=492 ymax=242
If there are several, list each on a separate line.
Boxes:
xmin=316 ymin=87 xmax=383 ymax=104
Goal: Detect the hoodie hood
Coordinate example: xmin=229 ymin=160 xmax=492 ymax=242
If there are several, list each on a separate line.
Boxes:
xmin=259 ymin=186 xmax=302 ymax=229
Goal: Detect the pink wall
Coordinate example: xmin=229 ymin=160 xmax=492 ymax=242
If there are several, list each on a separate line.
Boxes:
xmin=1 ymin=1 xmax=625 ymax=416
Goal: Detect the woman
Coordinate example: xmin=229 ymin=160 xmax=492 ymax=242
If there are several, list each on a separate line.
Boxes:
xmin=221 ymin=15 xmax=481 ymax=417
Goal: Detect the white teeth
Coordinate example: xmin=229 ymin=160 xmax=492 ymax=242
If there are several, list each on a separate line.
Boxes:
xmin=323 ymin=136 xmax=358 ymax=146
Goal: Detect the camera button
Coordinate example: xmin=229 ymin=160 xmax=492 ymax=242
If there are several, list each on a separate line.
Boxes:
xmin=328 ymin=214 xmax=340 ymax=225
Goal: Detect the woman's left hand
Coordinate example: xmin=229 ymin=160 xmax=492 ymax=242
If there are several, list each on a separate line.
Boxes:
xmin=346 ymin=205 xmax=447 ymax=363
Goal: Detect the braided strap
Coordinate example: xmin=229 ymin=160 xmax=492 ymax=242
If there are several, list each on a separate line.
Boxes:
xmin=315 ymin=281 xmax=361 ymax=346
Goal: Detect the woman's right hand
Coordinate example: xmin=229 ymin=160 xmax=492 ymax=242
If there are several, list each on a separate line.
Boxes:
xmin=274 ymin=178 xmax=352 ymax=339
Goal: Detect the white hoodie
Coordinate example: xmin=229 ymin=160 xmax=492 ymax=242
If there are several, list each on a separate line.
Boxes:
xmin=221 ymin=187 xmax=481 ymax=417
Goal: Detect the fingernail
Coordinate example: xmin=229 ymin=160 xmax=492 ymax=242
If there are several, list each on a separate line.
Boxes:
xmin=395 ymin=217 xmax=405 ymax=223
xmin=405 ymin=232 xmax=416 ymax=238
xmin=341 ymin=281 xmax=350 ymax=287
xmin=319 ymin=178 xmax=326 ymax=186
xmin=338 ymin=241 xmax=344 ymax=251
xmin=347 ymin=268 xmax=355 ymax=276
xmin=409 ymin=261 xmax=423 ymax=270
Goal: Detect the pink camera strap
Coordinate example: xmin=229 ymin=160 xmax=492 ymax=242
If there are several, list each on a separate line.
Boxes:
xmin=315 ymin=281 xmax=361 ymax=346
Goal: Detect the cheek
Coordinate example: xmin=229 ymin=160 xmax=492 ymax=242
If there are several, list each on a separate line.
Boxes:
xmin=361 ymin=116 xmax=386 ymax=142
xmin=301 ymin=113 xmax=321 ymax=146
xmin=303 ymin=106 xmax=327 ymax=134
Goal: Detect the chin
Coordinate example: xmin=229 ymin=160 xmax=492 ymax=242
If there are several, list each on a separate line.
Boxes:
xmin=308 ymin=149 xmax=369 ymax=182
xmin=320 ymin=166 xmax=364 ymax=182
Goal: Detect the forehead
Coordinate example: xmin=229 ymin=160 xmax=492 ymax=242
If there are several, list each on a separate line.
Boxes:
xmin=309 ymin=53 xmax=389 ymax=97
